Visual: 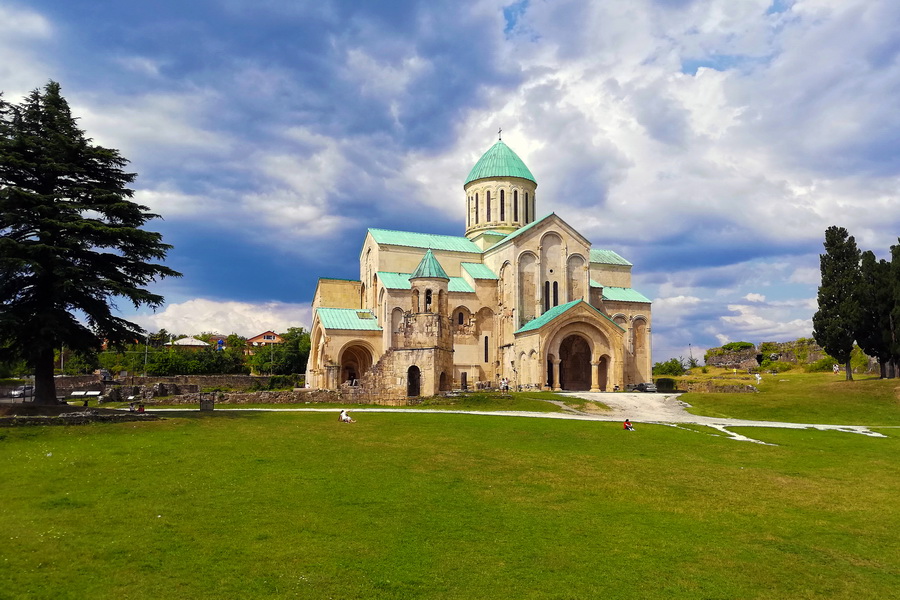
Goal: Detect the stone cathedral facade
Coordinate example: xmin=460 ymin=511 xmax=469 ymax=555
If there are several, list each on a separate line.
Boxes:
xmin=306 ymin=140 xmax=652 ymax=399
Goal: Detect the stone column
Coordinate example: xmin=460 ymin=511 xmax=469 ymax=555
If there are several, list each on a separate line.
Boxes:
xmin=590 ymin=361 xmax=600 ymax=392
xmin=552 ymin=358 xmax=562 ymax=392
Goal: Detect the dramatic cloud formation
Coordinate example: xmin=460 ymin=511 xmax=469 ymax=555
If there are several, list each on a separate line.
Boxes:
xmin=3 ymin=0 xmax=899 ymax=361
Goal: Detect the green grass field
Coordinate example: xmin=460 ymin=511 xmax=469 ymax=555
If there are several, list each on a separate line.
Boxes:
xmin=2 ymin=392 xmax=898 ymax=599
xmin=680 ymin=371 xmax=900 ymax=426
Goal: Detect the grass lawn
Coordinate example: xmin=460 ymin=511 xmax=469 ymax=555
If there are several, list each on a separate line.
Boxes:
xmin=1 ymin=410 xmax=897 ymax=599
xmin=680 ymin=371 xmax=900 ymax=426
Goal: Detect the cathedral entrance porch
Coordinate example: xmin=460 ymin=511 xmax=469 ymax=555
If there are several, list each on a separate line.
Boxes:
xmin=558 ymin=334 xmax=592 ymax=391
xmin=340 ymin=344 xmax=374 ymax=385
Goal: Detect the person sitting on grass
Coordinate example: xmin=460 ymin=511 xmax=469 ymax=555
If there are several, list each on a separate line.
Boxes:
xmin=623 ymin=419 xmax=635 ymax=431
xmin=339 ymin=409 xmax=356 ymax=423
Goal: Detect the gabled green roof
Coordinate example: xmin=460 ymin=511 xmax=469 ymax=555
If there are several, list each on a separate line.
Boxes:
xmin=317 ymin=308 xmax=382 ymax=331
xmin=461 ymin=262 xmax=498 ymax=280
xmin=368 ymin=228 xmax=482 ymax=254
xmin=601 ymin=286 xmax=651 ymax=303
xmin=377 ymin=272 xmax=475 ymax=293
xmin=515 ymin=300 xmax=580 ymax=334
xmin=410 ymin=249 xmax=449 ymax=280
xmin=590 ymin=249 xmax=632 ymax=266
xmin=514 ymin=300 xmax=625 ymax=334
xmin=465 ymin=141 xmax=536 ymax=186
xmin=479 ymin=213 xmax=554 ymax=254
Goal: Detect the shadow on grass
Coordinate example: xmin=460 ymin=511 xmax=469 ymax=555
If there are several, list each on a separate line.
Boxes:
xmin=151 ymin=410 xmax=268 ymax=421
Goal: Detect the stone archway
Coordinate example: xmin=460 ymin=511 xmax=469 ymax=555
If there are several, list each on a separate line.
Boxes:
xmin=407 ymin=366 xmax=421 ymax=397
xmin=558 ymin=334 xmax=592 ymax=391
xmin=340 ymin=344 xmax=373 ymax=385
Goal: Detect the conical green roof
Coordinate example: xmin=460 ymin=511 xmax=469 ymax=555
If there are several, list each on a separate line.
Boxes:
xmin=464 ymin=140 xmax=536 ymax=186
xmin=410 ymin=249 xmax=449 ymax=280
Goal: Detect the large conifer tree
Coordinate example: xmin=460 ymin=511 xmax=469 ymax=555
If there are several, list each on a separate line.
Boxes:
xmin=856 ymin=251 xmax=894 ymax=377
xmin=812 ymin=226 xmax=861 ymax=380
xmin=0 ymin=82 xmax=180 ymax=404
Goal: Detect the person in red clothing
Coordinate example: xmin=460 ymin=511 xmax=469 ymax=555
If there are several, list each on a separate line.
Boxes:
xmin=623 ymin=419 xmax=634 ymax=431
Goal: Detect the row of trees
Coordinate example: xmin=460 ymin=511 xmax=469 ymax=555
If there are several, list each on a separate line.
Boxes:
xmin=812 ymin=226 xmax=900 ymax=380
xmin=47 ymin=328 xmax=312 ymax=377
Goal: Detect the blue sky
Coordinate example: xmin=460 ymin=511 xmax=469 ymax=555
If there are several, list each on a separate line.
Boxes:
xmin=2 ymin=0 xmax=899 ymax=363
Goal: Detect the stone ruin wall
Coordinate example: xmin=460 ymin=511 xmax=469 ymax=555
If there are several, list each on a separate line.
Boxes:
xmin=705 ymin=340 xmax=827 ymax=369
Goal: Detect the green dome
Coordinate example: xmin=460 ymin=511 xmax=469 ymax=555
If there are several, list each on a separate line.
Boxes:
xmin=464 ymin=141 xmax=536 ymax=186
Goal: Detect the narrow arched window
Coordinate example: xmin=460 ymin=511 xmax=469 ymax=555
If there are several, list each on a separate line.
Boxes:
xmin=500 ymin=190 xmax=505 ymax=221
xmin=513 ymin=190 xmax=519 ymax=221
xmin=484 ymin=336 xmax=489 ymax=363
xmin=458 ymin=312 xmax=464 ymax=325
xmin=467 ymin=196 xmax=471 ymax=227
xmin=486 ymin=191 xmax=492 ymax=222
xmin=525 ymin=192 xmax=529 ymax=222
xmin=475 ymin=194 xmax=479 ymax=224
xmin=425 ymin=289 xmax=433 ymax=312
xmin=553 ymin=281 xmax=559 ymax=307
xmin=544 ymin=281 xmax=550 ymax=313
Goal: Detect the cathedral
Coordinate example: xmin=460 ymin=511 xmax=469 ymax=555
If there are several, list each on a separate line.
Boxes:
xmin=306 ymin=139 xmax=652 ymax=398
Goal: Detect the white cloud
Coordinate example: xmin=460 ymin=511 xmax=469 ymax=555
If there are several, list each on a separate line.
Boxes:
xmin=134 ymin=299 xmax=313 ymax=337
xmin=0 ymin=5 xmax=54 ymax=98
xmin=744 ymin=293 xmax=766 ymax=302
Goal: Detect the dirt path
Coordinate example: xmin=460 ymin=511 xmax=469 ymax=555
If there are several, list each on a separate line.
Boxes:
xmin=559 ymin=391 xmax=888 ymax=443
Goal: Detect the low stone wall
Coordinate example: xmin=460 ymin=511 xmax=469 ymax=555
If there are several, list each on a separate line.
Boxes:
xmin=137 ymin=388 xmax=406 ymax=406
xmin=0 ymin=413 xmax=159 ymax=427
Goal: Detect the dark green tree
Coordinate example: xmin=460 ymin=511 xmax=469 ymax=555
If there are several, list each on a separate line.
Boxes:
xmin=890 ymin=242 xmax=900 ymax=378
xmin=812 ymin=226 xmax=861 ymax=380
xmin=855 ymin=251 xmax=894 ymax=377
xmin=249 ymin=328 xmax=311 ymax=375
xmin=0 ymin=82 xmax=180 ymax=403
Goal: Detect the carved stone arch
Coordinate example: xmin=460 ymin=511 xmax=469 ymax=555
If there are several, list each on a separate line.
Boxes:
xmin=453 ymin=305 xmax=472 ymax=331
xmin=337 ymin=340 xmax=376 ymax=385
xmin=566 ymin=253 xmax=586 ymax=302
xmin=377 ymin=287 xmax=385 ymax=324
xmin=632 ymin=316 xmax=649 ymax=353
xmin=391 ymin=307 xmax=404 ymax=347
xmin=517 ymin=251 xmax=538 ymax=326
xmin=540 ymin=233 xmax=563 ymax=310
xmin=309 ymin=324 xmax=325 ymax=371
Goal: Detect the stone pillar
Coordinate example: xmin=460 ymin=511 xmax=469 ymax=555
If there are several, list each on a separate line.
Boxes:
xmin=552 ymin=358 xmax=562 ymax=392
xmin=590 ymin=361 xmax=600 ymax=392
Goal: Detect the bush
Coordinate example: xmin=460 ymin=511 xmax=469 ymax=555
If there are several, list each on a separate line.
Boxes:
xmin=653 ymin=358 xmax=686 ymax=376
xmin=655 ymin=378 xmax=676 ymax=392
xmin=760 ymin=360 xmax=793 ymax=372
xmin=805 ymin=357 xmax=837 ymax=372
xmin=721 ymin=341 xmax=755 ymax=351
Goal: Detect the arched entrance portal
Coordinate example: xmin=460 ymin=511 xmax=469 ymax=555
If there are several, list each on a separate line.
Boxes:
xmin=559 ymin=334 xmax=592 ymax=391
xmin=407 ymin=366 xmax=421 ymax=397
xmin=340 ymin=344 xmax=373 ymax=385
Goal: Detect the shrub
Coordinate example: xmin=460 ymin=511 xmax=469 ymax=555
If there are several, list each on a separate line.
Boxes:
xmin=805 ymin=357 xmax=837 ymax=372
xmin=760 ymin=360 xmax=793 ymax=372
xmin=721 ymin=341 xmax=755 ymax=351
xmin=653 ymin=358 xmax=686 ymax=376
xmin=655 ymin=378 xmax=676 ymax=392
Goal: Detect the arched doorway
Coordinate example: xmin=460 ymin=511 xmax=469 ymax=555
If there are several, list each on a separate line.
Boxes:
xmin=407 ymin=366 xmax=421 ymax=397
xmin=558 ymin=334 xmax=592 ymax=391
xmin=340 ymin=344 xmax=373 ymax=385
xmin=597 ymin=355 xmax=609 ymax=391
